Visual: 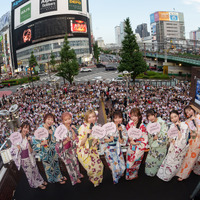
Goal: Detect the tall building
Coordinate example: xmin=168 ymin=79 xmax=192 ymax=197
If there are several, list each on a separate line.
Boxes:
xmin=115 ymin=26 xmax=120 ymax=46
xmin=190 ymin=28 xmax=200 ymax=41
xmin=120 ymin=21 xmax=125 ymax=45
xmin=135 ymin=23 xmax=150 ymax=38
xmin=11 ymin=0 xmax=92 ymax=70
xmin=150 ymin=11 xmax=185 ymax=50
xmin=0 ymin=12 xmax=13 ymax=74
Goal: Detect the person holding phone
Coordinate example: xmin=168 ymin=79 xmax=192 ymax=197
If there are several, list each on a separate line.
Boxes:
xmin=76 ymin=110 xmax=103 ymax=187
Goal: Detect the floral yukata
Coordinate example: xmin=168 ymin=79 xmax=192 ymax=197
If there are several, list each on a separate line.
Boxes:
xmin=126 ymin=121 xmax=148 ymax=180
xmin=32 ymin=125 xmax=63 ymax=183
xmin=10 ymin=137 xmax=44 ymax=188
xmin=145 ymin=117 xmax=168 ymax=177
xmin=77 ymin=123 xmax=104 ymax=187
xmin=157 ymin=122 xmax=189 ymax=181
xmin=55 ymin=126 xmax=82 ymax=185
xmin=103 ymin=124 xmax=128 ymax=184
xmin=176 ymin=115 xmax=200 ymax=180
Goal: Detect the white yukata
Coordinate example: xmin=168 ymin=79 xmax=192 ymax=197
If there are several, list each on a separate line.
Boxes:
xmin=157 ymin=122 xmax=189 ymax=181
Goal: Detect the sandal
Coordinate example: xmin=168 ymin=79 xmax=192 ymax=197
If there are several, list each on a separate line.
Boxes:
xmin=61 ymin=176 xmax=67 ymax=181
xmin=80 ymin=174 xmax=84 ymax=179
xmin=38 ymin=184 xmax=46 ymax=190
xmin=42 ymin=181 xmax=48 ymax=186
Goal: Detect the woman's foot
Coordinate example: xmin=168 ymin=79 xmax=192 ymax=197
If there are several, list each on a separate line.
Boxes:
xmin=80 ymin=174 xmax=84 ymax=179
xmin=38 ymin=184 xmax=46 ymax=190
xmin=178 ymin=177 xmax=183 ymax=181
xmin=42 ymin=181 xmax=48 ymax=186
xmin=77 ymin=179 xmax=81 ymax=183
xmin=59 ymin=177 xmax=67 ymax=184
xmin=62 ymin=176 xmax=67 ymax=181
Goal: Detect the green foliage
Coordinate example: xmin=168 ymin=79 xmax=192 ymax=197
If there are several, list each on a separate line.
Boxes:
xmin=1 ymin=76 xmax=40 ymax=86
xmin=50 ymin=51 xmax=56 ymax=70
xmin=93 ymin=42 xmax=100 ymax=62
xmin=118 ymin=18 xmax=147 ymax=81
xmin=29 ymin=51 xmax=38 ymax=68
xmin=57 ymin=34 xmax=79 ymax=84
xmin=136 ymin=71 xmax=169 ymax=79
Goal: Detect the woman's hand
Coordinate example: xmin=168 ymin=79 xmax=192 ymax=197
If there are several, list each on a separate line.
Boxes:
xmin=130 ymin=139 xmax=140 ymax=145
xmin=92 ymin=139 xmax=98 ymax=146
xmin=153 ymin=135 xmax=158 ymax=141
xmin=85 ymin=129 xmax=91 ymax=138
xmin=41 ymin=140 xmax=48 ymax=146
xmin=17 ymin=145 xmax=21 ymax=150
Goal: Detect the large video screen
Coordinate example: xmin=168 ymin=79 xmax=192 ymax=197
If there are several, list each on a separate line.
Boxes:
xmin=14 ymin=15 xmax=89 ymax=50
xmin=195 ymin=79 xmax=200 ymax=106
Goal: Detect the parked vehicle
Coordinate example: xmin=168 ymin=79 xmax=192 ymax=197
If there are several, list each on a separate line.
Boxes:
xmin=0 ymin=84 xmax=4 ymax=88
xmin=149 ymin=65 xmax=157 ymax=70
xmin=96 ymin=63 xmax=106 ymax=68
xmin=105 ymin=64 xmax=118 ymax=71
xmin=80 ymin=67 xmax=92 ymax=72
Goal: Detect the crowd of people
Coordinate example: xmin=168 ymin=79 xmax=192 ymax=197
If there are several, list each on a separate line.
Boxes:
xmin=0 ymin=80 xmax=192 ymax=148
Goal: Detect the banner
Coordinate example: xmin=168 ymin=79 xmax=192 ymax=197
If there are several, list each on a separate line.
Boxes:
xmin=68 ymin=0 xmax=82 ymax=11
xmin=169 ymin=12 xmax=179 ymax=21
xmin=159 ymin=11 xmax=169 ymax=21
xmin=20 ymin=3 xmax=31 ymax=23
xmin=40 ymin=0 xmax=57 ymax=14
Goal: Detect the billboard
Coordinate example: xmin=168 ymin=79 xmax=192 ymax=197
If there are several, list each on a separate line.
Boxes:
xmin=159 ymin=11 xmax=169 ymax=21
xmin=154 ymin=12 xmax=159 ymax=22
xmin=20 ymin=3 xmax=31 ymax=23
xmin=150 ymin=13 xmax=155 ymax=24
xmin=68 ymin=0 xmax=82 ymax=11
xmin=169 ymin=12 xmax=179 ymax=21
xmin=12 ymin=0 xmax=29 ymax=10
xmin=195 ymin=79 xmax=200 ymax=106
xmin=40 ymin=0 xmax=57 ymax=14
xmin=14 ymin=14 xmax=89 ymax=50
xmin=14 ymin=0 xmax=89 ymax=29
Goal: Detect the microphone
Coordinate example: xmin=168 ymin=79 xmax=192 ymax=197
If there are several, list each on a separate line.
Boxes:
xmin=176 ymin=124 xmax=181 ymax=131
xmin=26 ymin=134 xmax=32 ymax=147
xmin=190 ymin=115 xmax=197 ymax=128
xmin=88 ymin=123 xmax=94 ymax=138
xmin=118 ymin=124 xmax=122 ymax=139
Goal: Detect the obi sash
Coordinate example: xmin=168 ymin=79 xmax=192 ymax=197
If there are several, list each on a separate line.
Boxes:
xmin=21 ymin=149 xmax=29 ymax=159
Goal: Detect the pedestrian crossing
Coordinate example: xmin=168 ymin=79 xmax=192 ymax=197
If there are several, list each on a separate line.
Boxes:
xmin=74 ymin=71 xmax=118 ymax=82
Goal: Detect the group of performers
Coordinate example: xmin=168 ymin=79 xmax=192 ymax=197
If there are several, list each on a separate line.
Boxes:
xmin=10 ymin=105 xmax=200 ymax=189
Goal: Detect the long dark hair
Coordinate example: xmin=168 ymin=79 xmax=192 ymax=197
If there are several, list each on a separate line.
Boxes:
xmin=130 ymin=108 xmax=142 ymax=128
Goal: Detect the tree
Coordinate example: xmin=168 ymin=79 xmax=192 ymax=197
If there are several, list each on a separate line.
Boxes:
xmin=49 ymin=51 xmax=56 ymax=71
xmin=57 ymin=34 xmax=79 ymax=84
xmin=29 ymin=51 xmax=38 ymax=86
xmin=93 ymin=41 xmax=100 ymax=63
xmin=118 ymin=18 xmax=147 ymax=81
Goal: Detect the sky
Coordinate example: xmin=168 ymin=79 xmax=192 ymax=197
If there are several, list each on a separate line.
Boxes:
xmin=1 ymin=0 xmax=200 ymax=44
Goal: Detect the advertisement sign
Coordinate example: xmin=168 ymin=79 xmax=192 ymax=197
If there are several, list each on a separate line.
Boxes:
xmin=150 ymin=13 xmax=155 ymax=24
xmin=40 ymin=0 xmax=57 ymax=14
xmin=128 ymin=127 xmax=142 ymax=139
xmin=71 ymin=20 xmax=87 ymax=33
xmin=23 ymin=28 xmax=32 ymax=43
xmin=178 ymin=13 xmax=184 ymax=22
xmin=147 ymin=122 xmax=161 ymax=135
xmin=68 ymin=0 xmax=82 ymax=11
xmin=195 ymin=79 xmax=200 ymax=106
xmin=103 ymin=122 xmax=116 ymax=136
xmin=169 ymin=12 xmax=179 ymax=21
xmin=12 ymin=0 xmax=29 ymax=10
xmin=54 ymin=124 xmax=68 ymax=140
xmin=91 ymin=126 xmax=106 ymax=139
xmin=167 ymin=127 xmax=178 ymax=138
xmin=154 ymin=12 xmax=159 ymax=22
xmin=10 ymin=132 xmax=22 ymax=145
xmin=152 ymin=24 xmax=156 ymax=35
xmin=163 ymin=65 xmax=168 ymax=75
xmin=20 ymin=3 xmax=31 ymax=23
xmin=34 ymin=127 xmax=49 ymax=140
xmin=159 ymin=11 xmax=169 ymax=21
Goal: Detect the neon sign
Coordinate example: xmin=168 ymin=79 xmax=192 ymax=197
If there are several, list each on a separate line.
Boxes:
xmin=71 ymin=20 xmax=87 ymax=33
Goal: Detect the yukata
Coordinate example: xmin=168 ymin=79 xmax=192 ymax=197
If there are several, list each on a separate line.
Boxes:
xmin=10 ymin=137 xmax=44 ymax=188
xmin=177 ymin=115 xmax=200 ymax=180
xmin=103 ymin=124 xmax=128 ymax=184
xmin=55 ymin=126 xmax=82 ymax=185
xmin=32 ymin=125 xmax=63 ymax=183
xmin=126 ymin=121 xmax=148 ymax=180
xmin=157 ymin=122 xmax=189 ymax=181
xmin=145 ymin=117 xmax=168 ymax=177
xmin=77 ymin=123 xmax=104 ymax=187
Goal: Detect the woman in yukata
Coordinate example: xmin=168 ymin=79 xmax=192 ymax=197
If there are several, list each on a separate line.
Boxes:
xmin=126 ymin=108 xmax=148 ymax=180
xmin=176 ymin=105 xmax=200 ymax=181
xmin=145 ymin=109 xmax=168 ymax=177
xmin=55 ymin=112 xmax=83 ymax=185
xmin=104 ymin=110 xmax=128 ymax=184
xmin=76 ymin=110 xmax=104 ymax=187
xmin=157 ymin=110 xmax=189 ymax=181
xmin=32 ymin=113 xmax=67 ymax=184
xmin=10 ymin=121 xmax=46 ymax=189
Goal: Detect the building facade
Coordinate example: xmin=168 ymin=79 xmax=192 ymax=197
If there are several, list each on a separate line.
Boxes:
xmin=0 ymin=12 xmax=12 ymax=74
xmin=150 ymin=11 xmax=185 ymax=50
xmin=115 ymin=25 xmax=120 ymax=46
xmin=190 ymin=28 xmax=200 ymax=41
xmin=11 ymin=0 xmax=92 ymax=71
xmin=135 ymin=23 xmax=150 ymax=38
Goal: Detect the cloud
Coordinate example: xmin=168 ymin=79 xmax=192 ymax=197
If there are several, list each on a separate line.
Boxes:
xmin=184 ymin=0 xmax=200 ymax=12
